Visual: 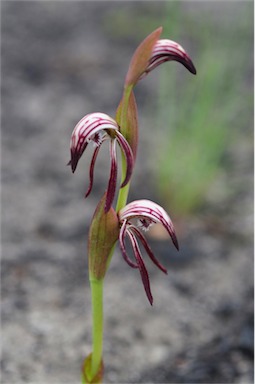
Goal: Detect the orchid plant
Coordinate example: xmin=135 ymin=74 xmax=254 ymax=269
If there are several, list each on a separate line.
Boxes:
xmin=68 ymin=27 xmax=196 ymax=383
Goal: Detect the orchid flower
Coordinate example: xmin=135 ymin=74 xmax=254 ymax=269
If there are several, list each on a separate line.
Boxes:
xmin=118 ymin=200 xmax=179 ymax=305
xmin=125 ymin=28 xmax=196 ymax=87
xmin=68 ymin=112 xmax=134 ymax=212
xmin=139 ymin=38 xmax=196 ymax=81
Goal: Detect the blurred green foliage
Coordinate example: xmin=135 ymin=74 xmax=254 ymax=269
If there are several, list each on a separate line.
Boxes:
xmin=155 ymin=1 xmax=253 ymax=216
xmin=102 ymin=3 xmax=163 ymax=41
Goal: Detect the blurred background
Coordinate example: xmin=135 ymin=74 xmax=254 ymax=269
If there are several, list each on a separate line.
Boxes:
xmin=2 ymin=1 xmax=253 ymax=383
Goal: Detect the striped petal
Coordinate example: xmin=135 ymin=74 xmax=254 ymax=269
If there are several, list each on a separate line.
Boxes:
xmin=69 ymin=112 xmax=119 ymax=173
xmin=119 ymin=199 xmax=179 ymax=250
xmin=68 ymin=112 xmax=135 ymax=212
xmin=140 ymin=39 xmax=196 ymax=81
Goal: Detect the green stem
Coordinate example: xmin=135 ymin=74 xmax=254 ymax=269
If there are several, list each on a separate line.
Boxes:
xmin=116 ymin=84 xmax=133 ymax=212
xmin=89 ymin=277 xmax=104 ymax=380
xmin=116 ymin=160 xmax=130 ymax=212
xmin=85 ymin=84 xmax=134 ymax=383
xmin=120 ymin=84 xmax=133 ymax=137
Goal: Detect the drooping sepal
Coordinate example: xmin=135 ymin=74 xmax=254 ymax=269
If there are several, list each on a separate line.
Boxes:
xmin=88 ymin=193 xmax=119 ymax=279
xmin=82 ymin=353 xmax=104 ymax=384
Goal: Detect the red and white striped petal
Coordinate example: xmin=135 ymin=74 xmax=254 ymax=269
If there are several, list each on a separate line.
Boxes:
xmin=69 ymin=112 xmax=119 ymax=172
xmin=140 ymin=39 xmax=196 ymax=80
xmin=69 ymin=112 xmax=136 ymax=211
xmin=119 ymin=199 xmax=179 ymax=250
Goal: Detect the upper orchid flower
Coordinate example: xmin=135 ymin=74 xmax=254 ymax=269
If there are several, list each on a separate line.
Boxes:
xmin=68 ymin=112 xmax=134 ymax=212
xmin=118 ymin=199 xmax=179 ymax=305
xmin=139 ymin=38 xmax=197 ymax=81
xmin=125 ymin=27 xmax=196 ymax=87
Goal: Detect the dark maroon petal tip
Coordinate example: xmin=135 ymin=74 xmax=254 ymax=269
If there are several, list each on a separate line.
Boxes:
xmin=156 ymin=55 xmax=196 ymax=75
xmin=165 ymin=223 xmax=179 ymax=251
xmin=138 ymin=260 xmax=153 ymax=306
xmin=171 ymin=231 xmax=179 ymax=251
xmin=69 ymin=150 xmax=80 ymax=173
xmin=181 ymin=56 xmax=196 ymax=75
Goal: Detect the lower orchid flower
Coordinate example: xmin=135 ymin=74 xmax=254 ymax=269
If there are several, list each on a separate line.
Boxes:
xmin=68 ymin=112 xmax=134 ymax=212
xmin=118 ymin=199 xmax=179 ymax=305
